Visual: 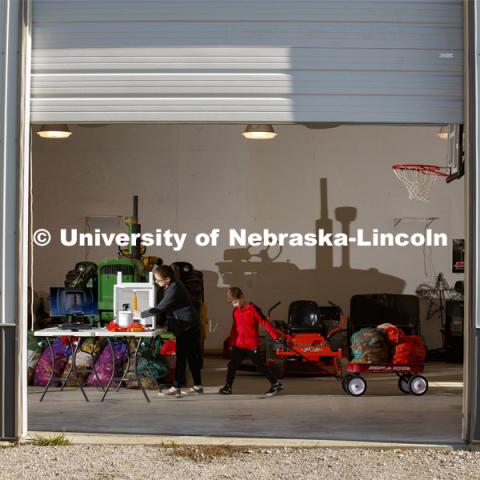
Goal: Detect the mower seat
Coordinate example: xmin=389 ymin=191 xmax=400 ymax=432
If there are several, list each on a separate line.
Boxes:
xmin=288 ymin=300 xmax=325 ymax=334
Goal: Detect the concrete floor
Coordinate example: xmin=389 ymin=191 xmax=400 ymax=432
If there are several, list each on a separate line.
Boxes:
xmin=28 ymin=357 xmax=463 ymax=444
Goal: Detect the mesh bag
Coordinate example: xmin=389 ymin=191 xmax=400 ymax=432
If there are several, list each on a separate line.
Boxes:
xmin=350 ymin=328 xmax=390 ymax=364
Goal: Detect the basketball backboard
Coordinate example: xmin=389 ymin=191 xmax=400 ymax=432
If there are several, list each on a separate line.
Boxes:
xmin=446 ymin=123 xmax=464 ymax=183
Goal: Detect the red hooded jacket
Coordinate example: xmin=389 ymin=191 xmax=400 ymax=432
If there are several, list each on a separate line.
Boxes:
xmin=229 ymin=303 xmax=278 ymax=350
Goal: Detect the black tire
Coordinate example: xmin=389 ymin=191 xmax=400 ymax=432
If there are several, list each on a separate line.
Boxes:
xmin=346 ymin=375 xmax=367 ymax=397
xmin=409 ymin=375 xmax=428 ymax=396
xmin=398 ymin=376 xmax=411 ymax=394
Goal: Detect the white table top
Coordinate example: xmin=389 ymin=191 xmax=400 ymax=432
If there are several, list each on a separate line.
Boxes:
xmin=34 ymin=327 xmax=166 ymax=338
xmin=34 ymin=327 xmax=97 ymax=337
xmin=93 ymin=328 xmax=165 ymax=338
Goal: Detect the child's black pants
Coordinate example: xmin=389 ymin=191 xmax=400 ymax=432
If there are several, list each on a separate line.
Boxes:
xmin=226 ymin=347 xmax=277 ymax=386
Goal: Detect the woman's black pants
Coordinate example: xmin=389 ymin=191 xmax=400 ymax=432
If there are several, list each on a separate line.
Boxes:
xmin=173 ymin=327 xmax=203 ymax=387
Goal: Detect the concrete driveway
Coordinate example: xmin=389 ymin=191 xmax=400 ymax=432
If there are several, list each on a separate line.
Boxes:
xmin=28 ymin=358 xmax=463 ymax=444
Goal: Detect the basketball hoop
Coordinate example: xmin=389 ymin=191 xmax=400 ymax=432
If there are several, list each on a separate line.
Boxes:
xmin=392 ymin=164 xmax=449 ymax=202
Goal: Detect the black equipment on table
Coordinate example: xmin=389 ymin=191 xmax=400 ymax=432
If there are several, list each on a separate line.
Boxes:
xmin=57 ymin=322 xmax=93 ymax=331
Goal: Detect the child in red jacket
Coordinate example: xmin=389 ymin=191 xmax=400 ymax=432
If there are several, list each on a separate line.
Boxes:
xmin=219 ymin=286 xmax=284 ymax=396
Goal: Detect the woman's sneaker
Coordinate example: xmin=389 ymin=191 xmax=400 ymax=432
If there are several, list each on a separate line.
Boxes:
xmin=218 ymin=384 xmax=232 ymax=395
xmin=158 ymin=386 xmax=182 ymax=397
xmin=265 ymin=382 xmax=283 ymax=397
xmin=186 ymin=385 xmax=204 ymax=394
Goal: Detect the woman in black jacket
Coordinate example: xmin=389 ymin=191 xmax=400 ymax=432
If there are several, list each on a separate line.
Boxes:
xmin=138 ymin=264 xmax=203 ymax=397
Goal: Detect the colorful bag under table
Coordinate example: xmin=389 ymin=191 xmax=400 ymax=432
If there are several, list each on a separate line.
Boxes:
xmin=86 ymin=341 xmax=127 ymax=388
xmin=33 ymin=337 xmax=71 ymax=387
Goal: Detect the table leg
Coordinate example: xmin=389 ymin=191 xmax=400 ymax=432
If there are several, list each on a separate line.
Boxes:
xmin=146 ymin=337 xmax=160 ymax=391
xmin=116 ymin=337 xmax=131 ymax=392
xmin=101 ymin=338 xmax=116 ymax=402
xmin=88 ymin=337 xmax=105 ymax=392
xmin=39 ymin=337 xmax=55 ymax=402
xmin=134 ymin=338 xmax=150 ymax=402
xmin=60 ymin=337 xmax=74 ymax=392
xmin=71 ymin=338 xmax=89 ymax=402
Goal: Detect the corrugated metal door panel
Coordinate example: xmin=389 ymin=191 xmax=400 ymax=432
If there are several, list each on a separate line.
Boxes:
xmin=32 ymin=0 xmax=463 ymax=23
xmin=31 ymin=48 xmax=463 ymax=73
xmin=31 ymin=97 xmax=463 ymax=124
xmin=31 ymin=0 xmax=464 ymax=124
xmin=32 ymin=72 xmax=463 ymax=95
xmin=33 ymin=23 xmax=463 ymax=50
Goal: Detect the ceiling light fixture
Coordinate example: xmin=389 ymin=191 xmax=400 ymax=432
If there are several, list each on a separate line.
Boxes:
xmin=242 ymin=124 xmax=277 ymax=140
xmin=36 ymin=124 xmax=72 ymax=139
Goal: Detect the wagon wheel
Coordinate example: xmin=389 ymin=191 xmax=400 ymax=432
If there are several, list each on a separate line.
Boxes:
xmin=346 ymin=375 xmax=367 ymax=397
xmin=409 ymin=375 xmax=428 ymax=396
xmin=398 ymin=375 xmax=411 ymax=394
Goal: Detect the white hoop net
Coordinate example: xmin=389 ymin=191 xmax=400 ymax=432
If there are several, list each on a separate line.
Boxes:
xmin=392 ymin=165 xmax=446 ymax=202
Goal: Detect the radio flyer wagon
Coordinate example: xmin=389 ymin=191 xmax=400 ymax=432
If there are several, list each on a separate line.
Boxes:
xmin=342 ymin=362 xmax=428 ymax=396
xmin=342 ymin=294 xmax=428 ymax=397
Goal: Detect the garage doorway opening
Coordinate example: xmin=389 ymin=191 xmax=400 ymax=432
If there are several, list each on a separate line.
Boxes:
xmin=27 ymin=123 xmax=465 ymax=443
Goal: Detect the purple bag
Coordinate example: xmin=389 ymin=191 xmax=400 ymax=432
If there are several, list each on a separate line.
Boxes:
xmin=33 ymin=337 xmax=71 ymax=387
xmin=86 ymin=342 xmax=127 ymax=387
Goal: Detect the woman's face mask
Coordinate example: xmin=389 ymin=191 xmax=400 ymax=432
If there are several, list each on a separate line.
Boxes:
xmin=155 ymin=275 xmax=168 ymax=287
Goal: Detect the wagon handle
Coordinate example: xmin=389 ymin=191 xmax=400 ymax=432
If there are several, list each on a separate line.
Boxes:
xmin=328 ymin=300 xmax=343 ymax=314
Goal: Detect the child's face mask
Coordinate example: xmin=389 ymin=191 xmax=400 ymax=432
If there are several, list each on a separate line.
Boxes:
xmin=231 ymin=297 xmax=246 ymax=308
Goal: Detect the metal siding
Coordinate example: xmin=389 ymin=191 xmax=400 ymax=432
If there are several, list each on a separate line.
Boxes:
xmin=0 ymin=0 xmax=22 ymax=440
xmin=467 ymin=0 xmax=480 ymax=443
xmin=31 ymin=0 xmax=464 ymax=123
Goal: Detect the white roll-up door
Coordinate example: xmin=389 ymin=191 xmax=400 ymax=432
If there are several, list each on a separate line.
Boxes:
xmin=31 ymin=0 xmax=463 ymax=124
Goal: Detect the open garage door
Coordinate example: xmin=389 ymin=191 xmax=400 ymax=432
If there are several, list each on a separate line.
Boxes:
xmin=31 ymin=0 xmax=463 ymax=124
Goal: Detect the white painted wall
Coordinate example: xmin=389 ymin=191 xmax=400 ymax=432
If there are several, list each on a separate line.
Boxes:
xmin=32 ymin=124 xmax=464 ymax=349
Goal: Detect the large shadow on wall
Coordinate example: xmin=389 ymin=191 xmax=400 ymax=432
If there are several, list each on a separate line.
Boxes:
xmin=203 ymin=178 xmax=405 ymax=342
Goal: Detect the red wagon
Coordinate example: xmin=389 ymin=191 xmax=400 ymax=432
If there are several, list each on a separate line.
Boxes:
xmin=343 ymin=294 xmax=428 ymax=397
xmin=342 ymin=362 xmax=428 ymax=397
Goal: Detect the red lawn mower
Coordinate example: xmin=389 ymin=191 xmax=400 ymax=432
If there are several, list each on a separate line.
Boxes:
xmin=264 ymin=300 xmax=347 ymax=378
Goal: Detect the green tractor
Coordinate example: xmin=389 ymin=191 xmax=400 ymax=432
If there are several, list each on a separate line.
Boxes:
xmin=64 ymin=261 xmax=98 ymax=289
xmin=97 ymin=195 xmax=161 ymax=324
xmin=97 ymin=258 xmax=144 ymax=323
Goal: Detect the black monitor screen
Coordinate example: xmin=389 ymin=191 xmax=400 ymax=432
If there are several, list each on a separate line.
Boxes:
xmin=50 ymin=288 xmax=98 ymax=317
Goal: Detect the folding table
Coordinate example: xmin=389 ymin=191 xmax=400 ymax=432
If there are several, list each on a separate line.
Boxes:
xmin=34 ymin=327 xmax=165 ymax=402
